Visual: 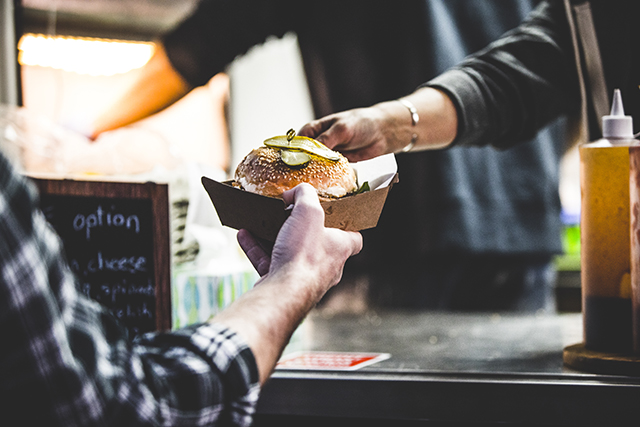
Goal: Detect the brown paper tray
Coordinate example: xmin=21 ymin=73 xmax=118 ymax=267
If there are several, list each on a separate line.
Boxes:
xmin=201 ymin=174 xmax=398 ymax=242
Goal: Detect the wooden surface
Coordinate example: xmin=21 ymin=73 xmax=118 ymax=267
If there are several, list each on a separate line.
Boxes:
xmin=563 ymin=342 xmax=640 ymax=376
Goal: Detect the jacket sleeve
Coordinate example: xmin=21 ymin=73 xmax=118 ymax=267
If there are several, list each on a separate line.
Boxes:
xmin=162 ymin=0 xmax=301 ymax=87
xmin=425 ymin=1 xmax=581 ymax=149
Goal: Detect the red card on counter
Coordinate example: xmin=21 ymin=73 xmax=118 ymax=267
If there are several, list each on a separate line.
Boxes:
xmin=276 ymin=351 xmax=390 ymax=371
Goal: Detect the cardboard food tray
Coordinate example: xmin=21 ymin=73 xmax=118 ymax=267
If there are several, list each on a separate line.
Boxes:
xmin=201 ymin=156 xmax=398 ymax=242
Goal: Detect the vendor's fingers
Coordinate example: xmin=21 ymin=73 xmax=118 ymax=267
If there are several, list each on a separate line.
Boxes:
xmin=316 ymin=121 xmax=352 ymax=150
xmin=298 ymin=116 xmax=336 ymax=139
xmin=339 ymin=146 xmax=383 ymax=163
xmin=298 ymin=116 xmax=344 ymax=149
xmin=237 ymin=229 xmax=271 ymax=276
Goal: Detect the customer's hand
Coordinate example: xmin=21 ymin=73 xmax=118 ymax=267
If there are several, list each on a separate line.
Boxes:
xmin=226 ymin=184 xmax=362 ymax=384
xmin=238 ymin=183 xmax=362 ymax=296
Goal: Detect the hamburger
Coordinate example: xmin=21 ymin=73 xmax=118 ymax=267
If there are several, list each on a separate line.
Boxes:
xmin=234 ymin=130 xmax=358 ymax=200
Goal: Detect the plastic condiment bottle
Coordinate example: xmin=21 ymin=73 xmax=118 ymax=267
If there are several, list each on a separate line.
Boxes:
xmin=580 ymin=89 xmax=636 ymax=353
xmin=629 ymin=124 xmax=640 ymax=354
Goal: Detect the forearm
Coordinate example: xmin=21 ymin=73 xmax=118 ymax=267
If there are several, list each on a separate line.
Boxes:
xmin=371 ymin=87 xmax=458 ymax=153
xmin=212 ymin=270 xmax=322 ymax=385
xmin=90 ymin=44 xmax=191 ymax=138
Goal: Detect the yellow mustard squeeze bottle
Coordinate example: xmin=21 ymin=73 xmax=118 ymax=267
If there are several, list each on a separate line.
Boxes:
xmin=580 ymin=89 xmax=637 ymax=353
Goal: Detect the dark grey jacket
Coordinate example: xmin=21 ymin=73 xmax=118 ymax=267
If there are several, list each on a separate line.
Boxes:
xmin=429 ymin=0 xmax=639 ymax=149
xmin=163 ymin=1 xmax=636 ymax=264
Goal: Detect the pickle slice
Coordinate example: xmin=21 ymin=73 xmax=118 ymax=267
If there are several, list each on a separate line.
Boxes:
xmin=281 ymin=149 xmax=311 ymax=167
xmin=264 ymin=133 xmax=341 ymax=161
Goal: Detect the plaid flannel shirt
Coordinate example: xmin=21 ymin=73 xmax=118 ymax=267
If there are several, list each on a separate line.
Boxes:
xmin=0 ymin=151 xmax=260 ymax=426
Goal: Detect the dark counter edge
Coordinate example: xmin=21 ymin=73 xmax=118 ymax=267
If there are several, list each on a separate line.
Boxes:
xmin=256 ymin=369 xmax=640 ymax=426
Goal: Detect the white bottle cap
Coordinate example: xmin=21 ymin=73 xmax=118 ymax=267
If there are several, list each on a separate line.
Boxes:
xmin=602 ymin=89 xmax=634 ymax=139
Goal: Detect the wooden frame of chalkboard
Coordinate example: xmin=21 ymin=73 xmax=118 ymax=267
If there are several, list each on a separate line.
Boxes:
xmin=31 ymin=178 xmax=171 ymax=334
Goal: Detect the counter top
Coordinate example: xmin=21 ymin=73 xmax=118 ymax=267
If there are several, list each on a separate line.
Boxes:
xmin=255 ymin=311 xmax=640 ymax=426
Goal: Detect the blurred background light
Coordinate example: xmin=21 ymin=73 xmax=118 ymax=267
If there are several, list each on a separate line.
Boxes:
xmin=18 ymin=33 xmax=155 ymax=76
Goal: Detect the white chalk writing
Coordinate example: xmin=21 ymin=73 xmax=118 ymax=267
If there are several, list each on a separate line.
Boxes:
xmin=72 ymin=205 xmax=140 ymax=241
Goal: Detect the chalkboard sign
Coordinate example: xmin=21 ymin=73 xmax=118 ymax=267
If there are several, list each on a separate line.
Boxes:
xmin=31 ymin=178 xmax=171 ymax=336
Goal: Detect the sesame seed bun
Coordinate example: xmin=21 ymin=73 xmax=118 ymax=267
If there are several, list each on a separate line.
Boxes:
xmin=234 ymin=146 xmax=357 ymax=199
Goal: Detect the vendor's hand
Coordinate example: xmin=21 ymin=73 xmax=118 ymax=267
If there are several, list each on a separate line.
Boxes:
xmin=237 ymin=184 xmax=362 ymax=295
xmin=299 ymin=88 xmax=458 ymax=161
xmin=298 ymin=107 xmax=394 ymax=163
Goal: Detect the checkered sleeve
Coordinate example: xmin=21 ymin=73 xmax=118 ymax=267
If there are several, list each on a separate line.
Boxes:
xmin=0 ymin=151 xmax=260 ymax=426
xmin=133 ymin=323 xmax=261 ymax=426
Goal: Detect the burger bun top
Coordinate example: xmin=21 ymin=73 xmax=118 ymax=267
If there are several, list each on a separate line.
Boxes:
xmin=234 ymin=146 xmax=357 ymax=199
